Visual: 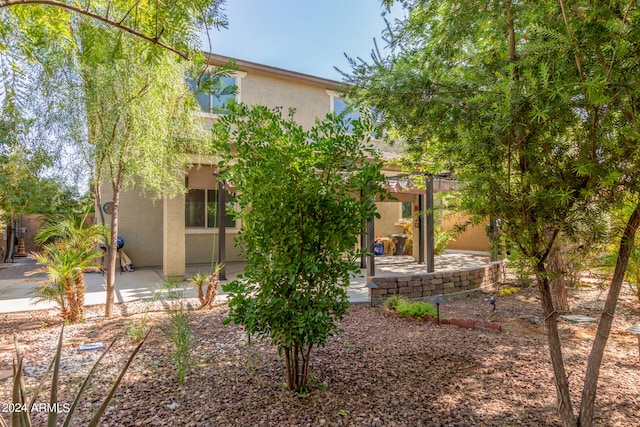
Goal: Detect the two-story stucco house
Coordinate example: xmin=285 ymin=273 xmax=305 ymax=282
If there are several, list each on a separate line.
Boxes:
xmin=101 ymin=53 xmax=489 ymax=279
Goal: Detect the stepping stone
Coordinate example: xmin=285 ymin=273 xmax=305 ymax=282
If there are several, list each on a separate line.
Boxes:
xmin=560 ymin=314 xmax=598 ymax=323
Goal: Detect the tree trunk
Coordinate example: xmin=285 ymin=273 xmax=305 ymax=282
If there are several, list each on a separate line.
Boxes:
xmin=104 ymin=181 xmax=121 ymax=318
xmin=4 ymin=224 xmax=12 ymax=263
xmin=64 ymin=277 xmax=80 ymax=323
xmin=203 ymin=273 xmax=219 ymax=309
xmin=74 ymin=274 xmax=86 ymax=320
xmin=536 ymin=261 xmax=576 ymax=426
xmin=549 ymin=239 xmax=570 ymax=312
xmin=577 ymin=202 xmax=640 ymax=426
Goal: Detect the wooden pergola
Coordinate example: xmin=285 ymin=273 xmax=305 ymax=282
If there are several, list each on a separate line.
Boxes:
xmin=361 ymin=173 xmax=459 ymax=277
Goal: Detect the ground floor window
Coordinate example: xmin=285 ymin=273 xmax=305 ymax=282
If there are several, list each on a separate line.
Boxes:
xmin=185 ymin=189 xmax=236 ymax=228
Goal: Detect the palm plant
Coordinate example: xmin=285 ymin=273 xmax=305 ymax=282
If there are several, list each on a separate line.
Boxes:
xmin=188 ymin=263 xmax=222 ymax=310
xmin=28 ymin=215 xmax=105 ymax=322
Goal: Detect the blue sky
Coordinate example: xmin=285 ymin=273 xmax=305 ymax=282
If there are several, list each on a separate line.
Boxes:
xmin=205 ymin=0 xmax=403 ymax=81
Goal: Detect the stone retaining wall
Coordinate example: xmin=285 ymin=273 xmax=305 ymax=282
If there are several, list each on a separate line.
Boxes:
xmin=369 ymin=261 xmax=503 ymax=306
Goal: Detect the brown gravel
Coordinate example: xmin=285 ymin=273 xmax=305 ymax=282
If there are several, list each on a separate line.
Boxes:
xmin=1 ymin=284 xmax=639 ymax=427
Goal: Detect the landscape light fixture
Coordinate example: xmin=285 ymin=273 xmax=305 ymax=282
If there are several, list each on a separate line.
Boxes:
xmin=431 ymin=295 xmax=445 ymax=325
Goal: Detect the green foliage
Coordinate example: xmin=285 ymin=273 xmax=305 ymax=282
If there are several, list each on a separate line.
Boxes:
xmin=0 ymin=87 xmax=53 ymax=226
xmin=0 ymin=0 xmax=227 ymax=62
xmin=165 ymin=304 xmax=192 ymax=385
xmin=434 ymin=226 xmax=453 ymax=255
xmin=0 ymin=327 xmax=147 ymax=427
xmin=597 ymin=199 xmax=640 ymax=300
xmin=28 ymin=215 xmax=105 ymax=322
xmin=125 ymin=314 xmax=150 ymax=343
xmin=382 ymin=295 xmax=403 ymax=311
xmin=394 ymin=298 xmax=438 ymax=318
xmin=215 ymin=103 xmax=388 ymax=392
xmin=155 ymin=278 xmax=193 ymax=385
xmin=2 ymin=0 xmax=230 ymax=318
xmin=384 ymin=295 xmax=437 ymax=317
xmin=506 ymin=247 xmax=536 ymax=288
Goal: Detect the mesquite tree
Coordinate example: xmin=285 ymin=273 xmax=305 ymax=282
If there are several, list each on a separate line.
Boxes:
xmin=346 ymin=1 xmax=640 ymax=425
xmin=216 ymin=103 xmax=387 ymax=392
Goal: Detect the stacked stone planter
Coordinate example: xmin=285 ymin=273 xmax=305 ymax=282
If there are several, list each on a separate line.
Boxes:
xmin=369 ymin=261 xmax=503 ymax=306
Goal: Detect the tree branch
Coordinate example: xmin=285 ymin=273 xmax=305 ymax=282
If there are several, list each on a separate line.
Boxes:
xmin=558 ymin=0 xmax=584 ymax=82
xmin=0 ymin=0 xmax=189 ymax=60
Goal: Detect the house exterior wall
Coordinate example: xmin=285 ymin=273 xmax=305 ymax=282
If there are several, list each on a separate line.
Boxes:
xmin=185 ymin=233 xmax=243 ymax=264
xmin=240 ymin=72 xmax=334 ymax=130
xmin=100 ymin=186 xmax=164 ymax=268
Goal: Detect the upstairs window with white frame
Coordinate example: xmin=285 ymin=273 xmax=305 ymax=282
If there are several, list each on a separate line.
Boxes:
xmin=328 ymin=91 xmax=361 ymax=133
xmin=187 ymin=71 xmax=245 ymax=115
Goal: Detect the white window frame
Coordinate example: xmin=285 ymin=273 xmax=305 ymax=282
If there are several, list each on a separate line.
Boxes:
xmin=196 ymin=70 xmax=247 ymax=118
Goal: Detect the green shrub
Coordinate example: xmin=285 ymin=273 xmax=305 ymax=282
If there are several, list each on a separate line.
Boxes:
xmin=395 ymin=299 xmax=437 ymax=318
xmin=166 ymin=303 xmax=192 ymax=385
xmin=382 ymin=295 xmax=403 ymax=311
xmin=217 ymin=104 xmax=388 ymax=393
xmin=124 ymin=313 xmax=149 ymax=343
xmin=434 ymin=228 xmax=454 ymax=255
xmin=155 ymin=279 xmax=192 ymax=385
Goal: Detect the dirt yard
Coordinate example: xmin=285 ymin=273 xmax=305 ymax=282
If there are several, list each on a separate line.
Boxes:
xmin=1 ymin=283 xmax=639 ymax=426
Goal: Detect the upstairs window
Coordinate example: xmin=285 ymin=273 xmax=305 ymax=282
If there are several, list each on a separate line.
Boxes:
xmin=328 ymin=92 xmax=360 ymax=133
xmin=187 ymin=73 xmax=239 ymax=115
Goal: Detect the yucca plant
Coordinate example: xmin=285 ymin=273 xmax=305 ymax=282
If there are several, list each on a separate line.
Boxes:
xmin=28 ymin=215 xmax=105 ymax=323
xmin=0 ymin=327 xmax=148 ymax=427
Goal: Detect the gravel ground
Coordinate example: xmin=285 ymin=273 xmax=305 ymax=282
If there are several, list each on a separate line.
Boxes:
xmin=1 ymin=284 xmax=639 ymax=427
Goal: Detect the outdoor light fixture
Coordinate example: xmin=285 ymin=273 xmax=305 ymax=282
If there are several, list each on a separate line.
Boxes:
xmin=431 ymin=295 xmax=445 ymax=325
xmin=490 ymin=295 xmax=496 ymax=311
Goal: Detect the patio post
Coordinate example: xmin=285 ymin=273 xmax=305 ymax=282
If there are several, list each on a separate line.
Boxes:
xmin=360 ymin=189 xmax=366 ymax=269
xmin=367 ymin=216 xmax=375 ymax=277
xmin=426 ymin=174 xmax=435 ymax=273
xmin=418 ymin=191 xmax=425 ymax=264
xmin=217 ymin=179 xmax=227 ymax=280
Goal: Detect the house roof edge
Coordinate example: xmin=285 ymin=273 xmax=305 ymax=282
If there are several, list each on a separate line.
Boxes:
xmin=204 ymin=52 xmax=348 ymax=90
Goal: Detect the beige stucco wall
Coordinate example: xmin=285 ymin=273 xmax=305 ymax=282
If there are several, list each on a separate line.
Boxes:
xmin=240 ymin=72 xmax=336 ymax=129
xmin=185 ymin=233 xmax=243 ymax=264
xmin=99 ymin=187 xmax=164 ymax=268
xmin=444 ymin=213 xmax=490 ymax=252
xmin=374 ymin=202 xmax=404 ymax=239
